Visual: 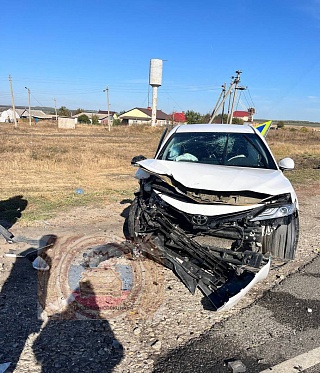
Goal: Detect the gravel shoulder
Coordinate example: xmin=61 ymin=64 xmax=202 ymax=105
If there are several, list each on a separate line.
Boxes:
xmin=0 ymin=185 xmax=319 ymax=372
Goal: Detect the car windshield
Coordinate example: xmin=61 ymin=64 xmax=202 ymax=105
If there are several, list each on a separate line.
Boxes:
xmin=158 ymin=132 xmax=277 ymax=169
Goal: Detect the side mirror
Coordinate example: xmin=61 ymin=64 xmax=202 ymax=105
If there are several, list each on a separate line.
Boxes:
xmin=279 ymin=157 xmax=294 ymax=171
xmin=131 ymin=155 xmax=146 ymax=166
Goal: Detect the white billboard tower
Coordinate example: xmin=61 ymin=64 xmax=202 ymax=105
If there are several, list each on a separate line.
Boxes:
xmin=149 ymin=59 xmax=163 ymax=126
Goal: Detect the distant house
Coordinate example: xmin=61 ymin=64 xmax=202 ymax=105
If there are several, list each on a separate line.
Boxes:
xmin=233 ymin=111 xmax=249 ymax=122
xmin=170 ymin=112 xmax=186 ymax=124
xmin=119 ymin=107 xmax=170 ymax=126
xmin=20 ymin=109 xmax=53 ymax=121
xmin=72 ymin=112 xmax=98 ymax=124
xmin=72 ymin=111 xmax=117 ymax=125
xmin=0 ymin=108 xmax=20 ymax=123
xmin=16 ymin=108 xmax=25 ymax=117
xmin=72 ymin=112 xmax=96 ymax=119
xmin=97 ymin=110 xmax=118 ymax=125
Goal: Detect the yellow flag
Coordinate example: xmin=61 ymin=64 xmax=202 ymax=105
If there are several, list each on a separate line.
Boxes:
xmin=253 ymin=120 xmax=272 ymax=137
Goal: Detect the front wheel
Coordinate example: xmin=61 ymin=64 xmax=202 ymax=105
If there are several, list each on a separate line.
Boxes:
xmin=128 ymin=197 xmax=142 ymax=240
xmin=262 ymin=211 xmax=299 ymax=260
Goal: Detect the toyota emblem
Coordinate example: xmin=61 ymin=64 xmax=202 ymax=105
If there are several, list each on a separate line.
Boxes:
xmin=191 ymin=215 xmax=208 ymax=226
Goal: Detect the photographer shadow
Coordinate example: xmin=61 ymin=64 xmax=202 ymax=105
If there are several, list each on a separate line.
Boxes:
xmin=0 ymin=195 xmax=28 ymax=229
xmin=0 ymin=236 xmax=124 ymax=372
xmin=0 ymin=235 xmax=56 ymax=372
xmin=32 ymin=259 xmax=124 ymax=372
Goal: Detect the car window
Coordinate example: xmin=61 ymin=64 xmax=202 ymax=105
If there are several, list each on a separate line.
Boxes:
xmin=158 ymin=132 xmax=277 ymax=169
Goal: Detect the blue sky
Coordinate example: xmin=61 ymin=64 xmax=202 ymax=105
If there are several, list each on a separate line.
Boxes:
xmin=1 ymin=0 xmax=320 ymax=121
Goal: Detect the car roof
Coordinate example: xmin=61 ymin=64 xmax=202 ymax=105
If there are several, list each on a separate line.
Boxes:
xmin=174 ymin=123 xmax=256 ymax=134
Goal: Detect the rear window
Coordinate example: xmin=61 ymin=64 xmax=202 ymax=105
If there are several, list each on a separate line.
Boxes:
xmin=158 ymin=132 xmax=277 ymax=169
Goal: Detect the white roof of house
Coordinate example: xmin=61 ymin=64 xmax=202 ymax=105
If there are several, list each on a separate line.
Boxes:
xmin=0 ymin=108 xmax=21 ymax=121
xmin=21 ymin=109 xmax=52 ymax=119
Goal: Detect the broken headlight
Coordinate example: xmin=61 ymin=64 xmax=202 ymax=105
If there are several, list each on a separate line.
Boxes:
xmin=250 ymin=203 xmax=296 ymax=222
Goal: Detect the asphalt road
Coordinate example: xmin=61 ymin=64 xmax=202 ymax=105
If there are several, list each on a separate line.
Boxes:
xmin=153 ymin=254 xmax=320 ymax=373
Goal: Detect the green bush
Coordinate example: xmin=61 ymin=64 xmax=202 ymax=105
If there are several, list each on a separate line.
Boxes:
xmin=91 ymin=115 xmax=99 ymax=125
xmin=78 ymin=114 xmax=91 ymax=124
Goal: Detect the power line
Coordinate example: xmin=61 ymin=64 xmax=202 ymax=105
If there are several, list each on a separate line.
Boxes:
xmin=246 ymin=88 xmax=255 ymax=107
xmin=30 ymin=92 xmax=45 ymax=107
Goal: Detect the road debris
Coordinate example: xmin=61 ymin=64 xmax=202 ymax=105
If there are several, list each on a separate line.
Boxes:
xmin=0 ymin=224 xmax=56 ymax=266
xmin=32 ymin=256 xmax=50 ymax=271
xmin=227 ymin=359 xmax=247 ymax=372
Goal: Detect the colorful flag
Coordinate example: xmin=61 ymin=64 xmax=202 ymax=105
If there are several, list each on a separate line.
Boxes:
xmin=253 ymin=120 xmax=272 ymax=137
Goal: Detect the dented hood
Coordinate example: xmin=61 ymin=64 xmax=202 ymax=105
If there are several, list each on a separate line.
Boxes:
xmin=137 ymin=159 xmax=294 ymax=196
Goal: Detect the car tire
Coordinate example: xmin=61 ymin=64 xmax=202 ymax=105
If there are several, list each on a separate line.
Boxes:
xmin=262 ymin=211 xmax=299 ymax=260
xmin=128 ymin=197 xmax=141 ymax=239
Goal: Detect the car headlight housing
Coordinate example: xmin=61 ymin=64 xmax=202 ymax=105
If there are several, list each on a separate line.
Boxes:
xmin=250 ymin=203 xmax=296 ymax=222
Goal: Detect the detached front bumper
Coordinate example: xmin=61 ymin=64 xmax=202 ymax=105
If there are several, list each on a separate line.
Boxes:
xmin=214 ymin=259 xmax=271 ymax=311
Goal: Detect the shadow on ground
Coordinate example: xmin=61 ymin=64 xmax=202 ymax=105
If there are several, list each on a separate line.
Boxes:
xmin=0 ymin=195 xmax=28 ymax=229
xmin=0 ymin=199 xmax=124 ymax=372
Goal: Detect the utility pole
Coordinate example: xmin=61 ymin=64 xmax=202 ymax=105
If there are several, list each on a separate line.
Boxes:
xmin=221 ymin=83 xmax=226 ymax=123
xmin=209 ymin=81 xmax=235 ymax=124
xmin=227 ymin=70 xmax=242 ymax=124
xmin=8 ymin=75 xmax=18 ymax=128
xmin=103 ymin=86 xmax=111 ymax=131
xmin=25 ymin=86 xmax=32 ymax=126
xmin=209 ymin=70 xmax=245 ymax=124
xmin=209 ymin=83 xmax=227 ymax=124
xmin=54 ymin=98 xmax=58 ymax=121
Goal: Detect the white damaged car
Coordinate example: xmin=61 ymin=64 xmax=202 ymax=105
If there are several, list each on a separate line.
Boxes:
xmin=129 ymin=124 xmax=299 ymax=310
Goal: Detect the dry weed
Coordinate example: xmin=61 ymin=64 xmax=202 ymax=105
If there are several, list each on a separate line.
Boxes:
xmin=0 ymin=122 xmax=163 ymax=222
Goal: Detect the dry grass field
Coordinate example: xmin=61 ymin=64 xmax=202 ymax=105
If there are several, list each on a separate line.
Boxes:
xmin=0 ymin=122 xmax=163 ymax=222
xmin=267 ymin=126 xmax=320 ymax=183
xmin=0 ymin=121 xmax=319 ymax=223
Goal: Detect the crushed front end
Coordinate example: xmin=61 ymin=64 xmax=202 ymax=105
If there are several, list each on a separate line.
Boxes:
xmin=128 ymin=172 xmax=288 ymax=310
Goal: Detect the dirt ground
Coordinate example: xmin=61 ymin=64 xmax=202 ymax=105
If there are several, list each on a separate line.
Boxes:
xmin=0 ymin=183 xmax=319 ymax=372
